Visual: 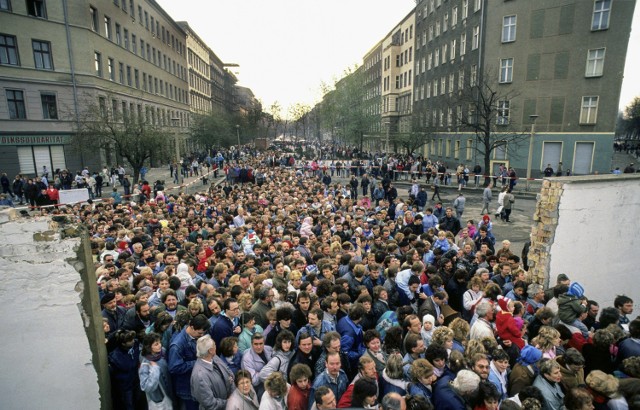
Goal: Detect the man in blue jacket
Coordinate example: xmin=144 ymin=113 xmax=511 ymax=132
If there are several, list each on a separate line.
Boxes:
xmin=168 ymin=314 xmax=211 ymax=410
xmin=336 ymin=304 xmax=366 ymax=372
xmin=211 ymin=297 xmax=241 ymax=347
xmin=309 ymin=351 xmax=349 ymax=409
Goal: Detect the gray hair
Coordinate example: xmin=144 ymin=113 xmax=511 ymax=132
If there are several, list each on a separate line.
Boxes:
xmin=476 ymin=301 xmax=493 ymax=318
xmin=476 ymin=268 xmax=489 ymax=276
xmin=381 ymin=393 xmax=403 ymax=410
xmin=196 ymin=334 xmax=214 ymax=358
xmin=540 ymin=359 xmax=561 ymax=375
xmin=527 ymin=284 xmax=543 ymax=299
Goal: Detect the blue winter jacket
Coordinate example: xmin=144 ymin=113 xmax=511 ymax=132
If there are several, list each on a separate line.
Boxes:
xmin=168 ymin=328 xmax=198 ymax=400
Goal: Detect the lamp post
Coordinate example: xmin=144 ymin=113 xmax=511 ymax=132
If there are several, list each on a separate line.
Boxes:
xmin=171 ymin=117 xmax=181 ymax=162
xmin=526 ymin=114 xmax=539 ymax=191
xmin=236 ymin=124 xmax=240 ymax=147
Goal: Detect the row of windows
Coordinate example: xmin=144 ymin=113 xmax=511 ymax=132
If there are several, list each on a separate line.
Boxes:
xmin=4 ymin=89 xmax=58 ymax=120
xmin=91 ymin=2 xmax=185 ymax=56
xmin=416 ymin=94 xmax=600 ymax=129
xmin=97 ymin=95 xmax=189 ymax=128
xmin=497 ymin=48 xmax=607 ymax=84
xmin=93 ymin=51 xmax=188 ymax=105
xmin=95 ymin=11 xmax=187 ymax=82
xmin=0 ymin=34 xmax=53 ymax=69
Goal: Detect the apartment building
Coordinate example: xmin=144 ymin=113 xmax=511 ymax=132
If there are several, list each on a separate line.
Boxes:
xmin=0 ymin=0 xmax=195 ymax=177
xmin=381 ymin=11 xmax=416 ymax=139
xmin=411 ymin=0 xmax=635 ymax=175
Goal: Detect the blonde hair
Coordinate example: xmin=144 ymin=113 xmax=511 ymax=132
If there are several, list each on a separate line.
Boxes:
xmin=431 ymin=326 xmax=454 ymax=347
xmin=188 ymin=298 xmax=204 ymax=314
xmin=535 ymin=326 xmax=561 ymax=352
xmin=449 ymin=318 xmax=470 ymax=343
xmin=289 ymin=270 xmax=302 ymax=281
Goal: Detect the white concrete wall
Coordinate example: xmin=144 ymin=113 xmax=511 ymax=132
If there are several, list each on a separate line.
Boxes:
xmin=0 ymin=214 xmax=101 ymax=410
xmin=549 ymin=175 xmax=640 ymax=309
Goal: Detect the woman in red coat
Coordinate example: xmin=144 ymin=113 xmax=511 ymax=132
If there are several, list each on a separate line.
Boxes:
xmin=287 ymin=363 xmax=312 ymax=410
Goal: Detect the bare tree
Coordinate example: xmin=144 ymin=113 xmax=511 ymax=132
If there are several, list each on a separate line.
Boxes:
xmin=72 ymin=93 xmax=172 ymax=183
xmin=453 ymin=75 xmax=529 ymax=185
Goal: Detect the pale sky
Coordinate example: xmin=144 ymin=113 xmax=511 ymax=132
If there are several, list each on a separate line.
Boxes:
xmin=157 ymin=0 xmax=640 ymax=116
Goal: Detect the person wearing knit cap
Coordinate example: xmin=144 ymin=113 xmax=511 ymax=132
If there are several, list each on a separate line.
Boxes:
xmin=509 ymin=346 xmax=543 ymax=396
xmin=558 ymin=281 xmax=589 ymax=338
xmin=101 ymin=292 xmax=126 ymax=338
xmin=496 ymin=296 xmax=525 ymax=349
xmin=421 ymin=314 xmax=435 ymax=348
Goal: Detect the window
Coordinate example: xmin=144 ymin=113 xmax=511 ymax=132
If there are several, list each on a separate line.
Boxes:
xmin=462 ymin=0 xmax=468 ymax=19
xmin=502 ymin=15 xmax=517 ymax=42
xmin=434 ymin=49 xmax=439 ymax=67
xmin=94 ymin=51 xmax=102 ymax=76
xmin=435 ymin=21 xmax=441 ymax=37
xmin=26 ymin=0 xmax=46 ymax=18
xmin=121 ymin=0 xmax=126 ymax=13
xmin=123 ymin=29 xmax=129 ymax=50
xmin=474 ymin=0 xmax=481 ymax=12
xmin=500 ymin=58 xmax=513 ymax=83
xmin=40 ymin=92 xmax=58 ymax=119
xmin=144 ymin=11 xmax=148 ymax=29
xmin=592 ymin=0 xmax=611 ymax=31
xmin=452 ymin=7 xmax=458 ymax=27
xmin=449 ymin=73 xmax=455 ymax=94
xmin=450 ymin=39 xmax=456 ymax=60
xmin=118 ymin=62 xmax=123 ymax=83
xmin=0 ymin=0 xmax=11 ymax=10
xmin=0 ymin=34 xmax=19 ymax=65
xmin=443 ymin=13 xmax=449 ymax=32
xmin=126 ymin=65 xmax=131 ymax=86
xmin=129 ymin=0 xmax=134 ymax=16
xmin=580 ymin=96 xmax=599 ymax=124
xmin=150 ymin=16 xmax=154 ymax=33
xmin=32 ymin=40 xmax=52 ymax=69
xmin=472 ymin=26 xmax=480 ymax=50
xmin=107 ymin=57 xmax=114 ymax=80
xmin=6 ymin=89 xmax=26 ymax=119
xmin=90 ymin=7 xmax=98 ymax=32
xmin=471 ymin=64 xmax=478 ymax=86
xmin=460 ymin=33 xmax=467 ymax=55
xmin=99 ymin=96 xmax=106 ymax=116
xmin=115 ymin=23 xmax=121 ymax=45
xmin=104 ymin=16 xmax=112 ymax=40
xmin=497 ymin=100 xmax=510 ymax=125
xmin=131 ymin=34 xmax=137 ymax=54
xmin=138 ymin=5 xmax=142 ymax=23
xmin=441 ymin=77 xmax=446 ymax=95
xmin=586 ymin=48 xmax=605 ymax=77
xmin=134 ymin=68 xmax=139 ymax=88
xmin=458 ymin=68 xmax=465 ymax=89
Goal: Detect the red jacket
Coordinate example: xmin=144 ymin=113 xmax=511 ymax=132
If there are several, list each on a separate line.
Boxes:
xmin=496 ymin=311 xmax=525 ymax=349
xmin=287 ymin=384 xmax=310 ymax=410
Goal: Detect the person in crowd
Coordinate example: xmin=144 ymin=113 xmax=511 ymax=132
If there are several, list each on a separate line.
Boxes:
xmin=226 ymin=369 xmax=260 ymax=410
xmin=191 ymin=334 xmax=234 ymax=410
xmin=532 ymin=359 xmax=565 ymax=410
xmin=287 ymin=364 xmax=312 ymax=410
xmin=260 ymin=372 xmax=290 ymax=410
xmin=242 ymin=332 xmax=273 ymax=398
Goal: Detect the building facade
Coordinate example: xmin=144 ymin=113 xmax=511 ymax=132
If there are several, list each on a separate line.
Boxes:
xmin=381 ymin=11 xmax=416 ymax=144
xmin=411 ymin=0 xmax=635 ymax=175
xmin=0 ymin=0 xmax=254 ymax=179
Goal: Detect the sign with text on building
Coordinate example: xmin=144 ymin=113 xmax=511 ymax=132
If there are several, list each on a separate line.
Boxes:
xmin=0 ymin=135 xmax=71 ymax=146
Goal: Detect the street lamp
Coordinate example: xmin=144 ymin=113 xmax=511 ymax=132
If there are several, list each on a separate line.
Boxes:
xmin=526 ymin=114 xmax=539 ymax=191
xmin=236 ymin=124 xmax=240 ymax=147
xmin=171 ymin=117 xmax=181 ymax=162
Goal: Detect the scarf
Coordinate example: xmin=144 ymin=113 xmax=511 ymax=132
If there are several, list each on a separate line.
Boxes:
xmin=144 ymin=350 xmax=164 ymax=362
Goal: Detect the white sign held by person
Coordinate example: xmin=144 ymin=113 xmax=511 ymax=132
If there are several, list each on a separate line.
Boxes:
xmin=59 ymin=189 xmax=90 ymax=205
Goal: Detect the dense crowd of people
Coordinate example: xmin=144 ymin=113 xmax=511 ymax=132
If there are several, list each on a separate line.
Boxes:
xmin=15 ymin=148 xmax=640 ymax=410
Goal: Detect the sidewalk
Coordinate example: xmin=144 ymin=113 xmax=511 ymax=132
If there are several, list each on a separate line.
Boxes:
xmin=106 ymin=166 xmax=225 ymax=199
